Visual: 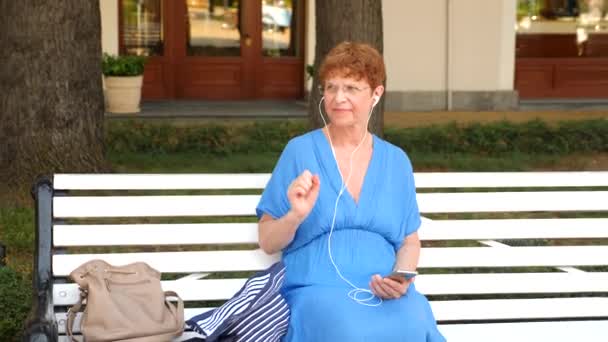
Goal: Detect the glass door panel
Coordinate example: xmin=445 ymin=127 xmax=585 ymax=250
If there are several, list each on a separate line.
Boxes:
xmin=121 ymin=0 xmax=164 ymax=56
xmin=261 ymin=0 xmax=300 ymax=57
xmin=186 ymin=0 xmax=242 ymax=56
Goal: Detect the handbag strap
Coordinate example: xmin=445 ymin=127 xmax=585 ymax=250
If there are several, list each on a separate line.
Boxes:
xmin=66 ymin=289 xmax=87 ymax=341
xmin=165 ymin=290 xmax=185 ymax=334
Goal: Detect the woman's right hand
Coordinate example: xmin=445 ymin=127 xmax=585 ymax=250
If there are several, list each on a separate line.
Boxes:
xmin=287 ymin=170 xmax=321 ymax=222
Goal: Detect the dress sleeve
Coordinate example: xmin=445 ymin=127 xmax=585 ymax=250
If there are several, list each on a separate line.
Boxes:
xmin=256 ymin=141 xmax=298 ymax=220
xmin=401 ymin=152 xmax=422 ymax=237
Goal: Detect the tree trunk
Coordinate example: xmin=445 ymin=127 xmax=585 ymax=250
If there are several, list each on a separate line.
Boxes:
xmin=0 ymin=1 xmax=106 ymax=203
xmin=308 ymin=0 xmax=384 ymax=136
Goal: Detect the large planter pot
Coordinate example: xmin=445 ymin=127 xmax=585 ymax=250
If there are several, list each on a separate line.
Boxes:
xmin=104 ymin=75 xmax=144 ymax=114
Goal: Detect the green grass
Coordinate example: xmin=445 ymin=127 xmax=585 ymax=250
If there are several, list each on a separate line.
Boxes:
xmin=0 ymin=207 xmax=35 ymax=275
xmin=409 ymin=152 xmax=557 ymax=171
xmin=0 ymin=267 xmax=31 ymax=341
xmin=108 ymin=150 xmax=608 ymax=174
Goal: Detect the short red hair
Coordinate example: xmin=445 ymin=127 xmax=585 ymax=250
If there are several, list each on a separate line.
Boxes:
xmin=319 ymin=42 xmax=386 ymax=89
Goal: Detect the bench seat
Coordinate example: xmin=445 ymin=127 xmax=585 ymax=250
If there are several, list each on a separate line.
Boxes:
xmin=26 ymin=172 xmax=608 ymax=342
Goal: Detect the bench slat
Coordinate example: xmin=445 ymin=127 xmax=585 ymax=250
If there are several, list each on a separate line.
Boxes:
xmin=52 ymin=191 xmax=608 ymax=218
xmin=432 ymin=297 xmax=608 ymax=321
xmin=419 ymin=218 xmax=608 ymax=240
xmin=55 ymin=298 xmax=608 ymax=334
xmin=56 ymin=309 xmax=211 ymax=335
xmin=420 ymin=246 xmax=608 ymax=268
xmin=53 ymin=195 xmax=260 ymax=218
xmin=53 ymin=172 xmax=608 ymax=190
xmin=53 ymin=218 xmax=608 ymax=247
xmin=58 ymin=320 xmax=608 ymax=342
xmin=53 ymin=250 xmax=280 ymax=276
xmin=416 ymin=272 xmax=608 ymax=295
xmin=52 ymin=246 xmax=608 ymax=276
xmin=53 ymin=223 xmax=260 ymax=246
xmin=52 ymin=272 xmax=608 ymax=305
xmin=418 ymin=191 xmax=608 ymax=213
xmin=53 ymin=174 xmax=271 ymax=190
xmin=415 ymin=171 xmax=608 ymax=188
xmin=53 ymin=279 xmax=247 ymax=305
xmin=437 ymin=320 xmax=608 ymax=342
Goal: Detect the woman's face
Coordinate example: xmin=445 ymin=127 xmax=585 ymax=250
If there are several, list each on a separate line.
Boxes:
xmin=322 ymin=76 xmax=383 ymax=128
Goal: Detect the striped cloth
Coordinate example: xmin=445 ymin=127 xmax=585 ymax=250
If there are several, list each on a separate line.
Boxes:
xmin=177 ymin=261 xmax=290 ymax=342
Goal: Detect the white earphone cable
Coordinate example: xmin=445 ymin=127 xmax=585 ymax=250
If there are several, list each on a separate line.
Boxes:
xmin=318 ymin=96 xmax=381 ymax=306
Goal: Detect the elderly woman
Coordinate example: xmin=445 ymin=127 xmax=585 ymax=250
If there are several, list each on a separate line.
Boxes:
xmin=256 ymin=42 xmax=445 ymax=341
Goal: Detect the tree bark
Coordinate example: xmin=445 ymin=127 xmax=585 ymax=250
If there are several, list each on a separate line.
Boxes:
xmin=308 ymin=0 xmax=384 ymax=136
xmin=0 ymin=1 xmax=106 ymax=202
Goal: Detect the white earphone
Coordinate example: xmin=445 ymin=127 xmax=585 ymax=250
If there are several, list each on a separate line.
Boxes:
xmin=317 ymin=94 xmax=383 ymax=307
xmin=371 ymin=94 xmax=382 ymax=107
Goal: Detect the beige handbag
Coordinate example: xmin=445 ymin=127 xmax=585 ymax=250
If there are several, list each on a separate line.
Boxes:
xmin=67 ymin=259 xmax=184 ymax=342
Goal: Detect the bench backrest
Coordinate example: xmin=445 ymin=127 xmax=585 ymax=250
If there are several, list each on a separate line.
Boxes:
xmin=33 ymin=172 xmax=608 ymax=337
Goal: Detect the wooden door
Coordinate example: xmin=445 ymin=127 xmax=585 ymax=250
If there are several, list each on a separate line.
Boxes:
xmin=255 ymin=0 xmax=305 ymax=99
xmin=120 ymin=0 xmax=305 ymax=100
xmin=175 ymin=0 xmax=305 ymax=99
xmin=174 ymin=0 xmax=257 ymax=99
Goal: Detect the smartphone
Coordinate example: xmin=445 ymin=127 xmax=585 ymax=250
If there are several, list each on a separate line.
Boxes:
xmin=387 ymin=270 xmax=418 ymax=281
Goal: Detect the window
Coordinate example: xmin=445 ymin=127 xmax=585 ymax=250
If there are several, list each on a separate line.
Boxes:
xmin=516 ymin=0 xmax=608 ymax=57
xmin=120 ymin=0 xmax=164 ymax=56
xmin=261 ymin=0 xmax=300 ymax=57
xmin=186 ymin=0 xmax=242 ymax=56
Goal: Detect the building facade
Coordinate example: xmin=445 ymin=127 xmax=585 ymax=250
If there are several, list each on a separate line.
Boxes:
xmin=100 ymin=0 xmax=608 ymax=111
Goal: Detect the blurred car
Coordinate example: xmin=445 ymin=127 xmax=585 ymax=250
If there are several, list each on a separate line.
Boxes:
xmin=262 ymin=4 xmax=292 ymax=31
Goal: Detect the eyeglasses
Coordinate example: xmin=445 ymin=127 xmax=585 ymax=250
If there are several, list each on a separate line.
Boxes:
xmin=318 ymin=83 xmax=370 ymax=97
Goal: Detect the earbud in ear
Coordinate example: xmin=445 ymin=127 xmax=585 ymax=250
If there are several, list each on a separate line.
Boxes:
xmin=372 ymin=95 xmax=379 ymax=106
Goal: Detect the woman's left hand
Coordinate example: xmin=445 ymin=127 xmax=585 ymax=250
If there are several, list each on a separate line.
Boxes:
xmin=369 ymin=274 xmax=413 ymax=299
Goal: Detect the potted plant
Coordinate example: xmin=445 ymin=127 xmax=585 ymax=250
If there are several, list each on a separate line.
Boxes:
xmin=102 ymin=53 xmax=147 ymax=114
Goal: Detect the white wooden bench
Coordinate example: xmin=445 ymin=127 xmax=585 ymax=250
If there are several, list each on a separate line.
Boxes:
xmin=24 ymin=172 xmax=608 ymax=342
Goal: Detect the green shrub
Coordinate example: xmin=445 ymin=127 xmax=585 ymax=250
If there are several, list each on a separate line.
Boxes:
xmin=102 ymin=53 xmax=147 ymax=76
xmin=106 ymin=120 xmax=308 ymax=155
xmin=0 ymin=266 xmax=31 ymax=342
xmin=105 ymin=118 xmax=608 ymax=156
xmin=385 ymin=119 xmax=608 ymax=155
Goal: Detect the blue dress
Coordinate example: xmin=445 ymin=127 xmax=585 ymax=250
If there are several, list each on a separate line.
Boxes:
xmin=256 ymin=129 xmax=445 ymax=342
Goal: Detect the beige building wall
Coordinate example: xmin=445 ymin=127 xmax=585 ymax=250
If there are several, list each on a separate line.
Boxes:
xmin=383 ymin=0 xmax=448 ymax=110
xmin=306 ymin=0 xmax=517 ymax=110
xmin=305 ymin=0 xmax=316 ymax=91
xmin=100 ymin=0 xmax=119 ymax=55
xmin=304 ymin=1 xmax=448 ymax=99
xmin=385 ymin=0 xmax=517 ymax=110
xmin=447 ymin=0 xmax=517 ymax=110
xmin=384 ymin=0 xmax=446 ymax=91
xmin=449 ymin=0 xmax=516 ymax=91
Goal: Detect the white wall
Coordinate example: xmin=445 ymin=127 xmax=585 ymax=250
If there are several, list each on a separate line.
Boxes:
xmin=449 ymin=0 xmax=516 ymax=91
xmin=383 ymin=0 xmax=447 ymax=91
xmin=306 ymin=0 xmax=448 ymax=92
xmin=100 ymin=0 xmax=119 ymax=55
xmin=307 ymin=0 xmax=516 ymax=93
xmin=498 ymin=0 xmax=517 ymax=91
xmin=305 ymin=0 xmax=316 ymax=90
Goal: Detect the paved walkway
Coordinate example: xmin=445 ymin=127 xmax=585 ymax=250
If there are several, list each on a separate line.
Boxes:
xmin=104 ymin=99 xmax=608 ymax=119
xmin=519 ymin=99 xmax=608 ymax=111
